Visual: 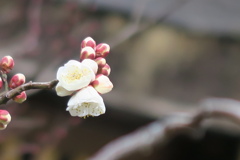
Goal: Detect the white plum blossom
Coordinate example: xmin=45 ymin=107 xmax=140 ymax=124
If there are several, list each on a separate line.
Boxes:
xmin=56 ymin=60 xmax=95 ymax=91
xmin=66 ymin=86 xmax=105 ymax=117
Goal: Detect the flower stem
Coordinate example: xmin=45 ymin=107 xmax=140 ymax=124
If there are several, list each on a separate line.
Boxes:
xmin=0 ymin=71 xmax=8 ymax=92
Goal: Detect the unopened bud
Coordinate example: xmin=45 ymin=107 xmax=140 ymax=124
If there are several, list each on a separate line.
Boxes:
xmin=96 ymin=43 xmax=110 ymax=58
xmin=81 ymin=37 xmax=96 ymax=50
xmin=94 ymin=57 xmax=106 ymax=68
xmin=82 ymin=59 xmax=98 ymax=74
xmin=0 ymin=123 xmax=7 ymax=130
xmin=80 ymin=46 xmax=96 ymax=60
xmin=9 ymin=73 xmax=26 ymax=89
xmin=0 ymin=77 xmax=3 ymax=89
xmin=98 ymin=63 xmax=111 ymax=76
xmin=0 ymin=56 xmax=14 ymax=73
xmin=13 ymin=91 xmax=27 ymax=103
xmin=0 ymin=110 xmax=11 ymax=130
xmin=92 ymin=74 xmax=113 ymax=94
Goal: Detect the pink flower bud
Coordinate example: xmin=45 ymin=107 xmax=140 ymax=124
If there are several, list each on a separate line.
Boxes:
xmin=81 ymin=37 xmax=96 ymax=50
xmin=0 ymin=123 xmax=7 ymax=130
xmin=0 ymin=56 xmax=14 ymax=73
xmin=95 ymin=43 xmax=110 ymax=58
xmin=92 ymin=74 xmax=113 ymax=94
xmin=80 ymin=46 xmax=96 ymax=61
xmin=13 ymin=91 xmax=27 ymax=103
xmin=0 ymin=110 xmax=11 ymax=130
xmin=9 ymin=73 xmax=26 ymax=89
xmin=94 ymin=57 xmax=106 ymax=68
xmin=98 ymin=63 xmax=111 ymax=76
xmin=0 ymin=77 xmax=3 ymax=89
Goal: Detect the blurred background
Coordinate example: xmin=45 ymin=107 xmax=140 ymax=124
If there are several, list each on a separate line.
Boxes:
xmin=0 ymin=0 xmax=240 ymax=159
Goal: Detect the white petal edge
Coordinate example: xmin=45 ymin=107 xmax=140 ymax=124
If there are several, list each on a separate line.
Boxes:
xmin=55 ymin=83 xmax=74 ymax=97
xmin=82 ymin=59 xmax=98 ymax=74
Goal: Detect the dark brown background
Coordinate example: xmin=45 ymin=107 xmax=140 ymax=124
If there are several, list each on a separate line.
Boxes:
xmin=0 ymin=0 xmax=240 ymax=159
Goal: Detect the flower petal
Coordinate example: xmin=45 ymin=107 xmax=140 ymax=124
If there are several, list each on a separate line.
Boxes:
xmin=55 ymin=83 xmax=74 ymax=97
xmin=82 ymin=59 xmax=98 ymax=74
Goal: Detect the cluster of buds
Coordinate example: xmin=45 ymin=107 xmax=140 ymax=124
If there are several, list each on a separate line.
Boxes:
xmin=80 ymin=37 xmax=112 ymax=94
xmin=0 ymin=56 xmax=27 ymax=129
xmin=80 ymin=37 xmax=111 ymax=77
xmin=56 ymin=37 xmax=113 ymax=118
xmin=0 ymin=56 xmax=27 ymax=103
xmin=9 ymin=73 xmax=27 ymax=103
xmin=8 ymin=73 xmax=27 ymax=104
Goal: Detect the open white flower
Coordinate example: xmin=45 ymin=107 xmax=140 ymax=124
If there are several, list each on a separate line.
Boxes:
xmin=57 ymin=60 xmax=95 ymax=91
xmin=66 ymin=86 xmax=105 ymax=117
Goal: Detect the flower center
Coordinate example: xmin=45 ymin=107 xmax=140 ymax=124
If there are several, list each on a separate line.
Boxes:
xmin=64 ymin=66 xmax=91 ymax=84
xmin=82 ymin=102 xmax=90 ymax=107
xmin=75 ymin=102 xmax=91 ymax=118
xmin=65 ymin=66 xmax=84 ymax=83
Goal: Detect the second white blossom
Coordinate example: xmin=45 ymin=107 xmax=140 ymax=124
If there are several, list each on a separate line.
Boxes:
xmin=66 ymin=86 xmax=106 ymax=117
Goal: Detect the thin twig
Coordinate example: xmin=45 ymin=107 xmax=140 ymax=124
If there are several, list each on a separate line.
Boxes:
xmin=0 ymin=79 xmax=58 ymax=105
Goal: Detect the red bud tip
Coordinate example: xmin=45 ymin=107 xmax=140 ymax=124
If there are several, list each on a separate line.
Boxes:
xmin=9 ymin=73 xmax=26 ymax=89
xmin=81 ymin=37 xmax=96 ymax=50
xmin=80 ymin=46 xmax=96 ymax=61
xmin=98 ymin=63 xmax=111 ymax=76
xmin=94 ymin=57 xmax=106 ymax=68
xmin=0 ymin=110 xmax=11 ymax=128
xmin=0 ymin=56 xmax=14 ymax=73
xmin=95 ymin=43 xmax=110 ymax=58
xmin=13 ymin=91 xmax=27 ymax=103
xmin=0 ymin=77 xmax=3 ymax=89
xmin=0 ymin=123 xmax=7 ymax=130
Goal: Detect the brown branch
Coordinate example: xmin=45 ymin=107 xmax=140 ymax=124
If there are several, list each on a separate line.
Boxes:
xmin=89 ymin=98 xmax=240 ymax=160
xmin=0 ymin=79 xmax=58 ymax=105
